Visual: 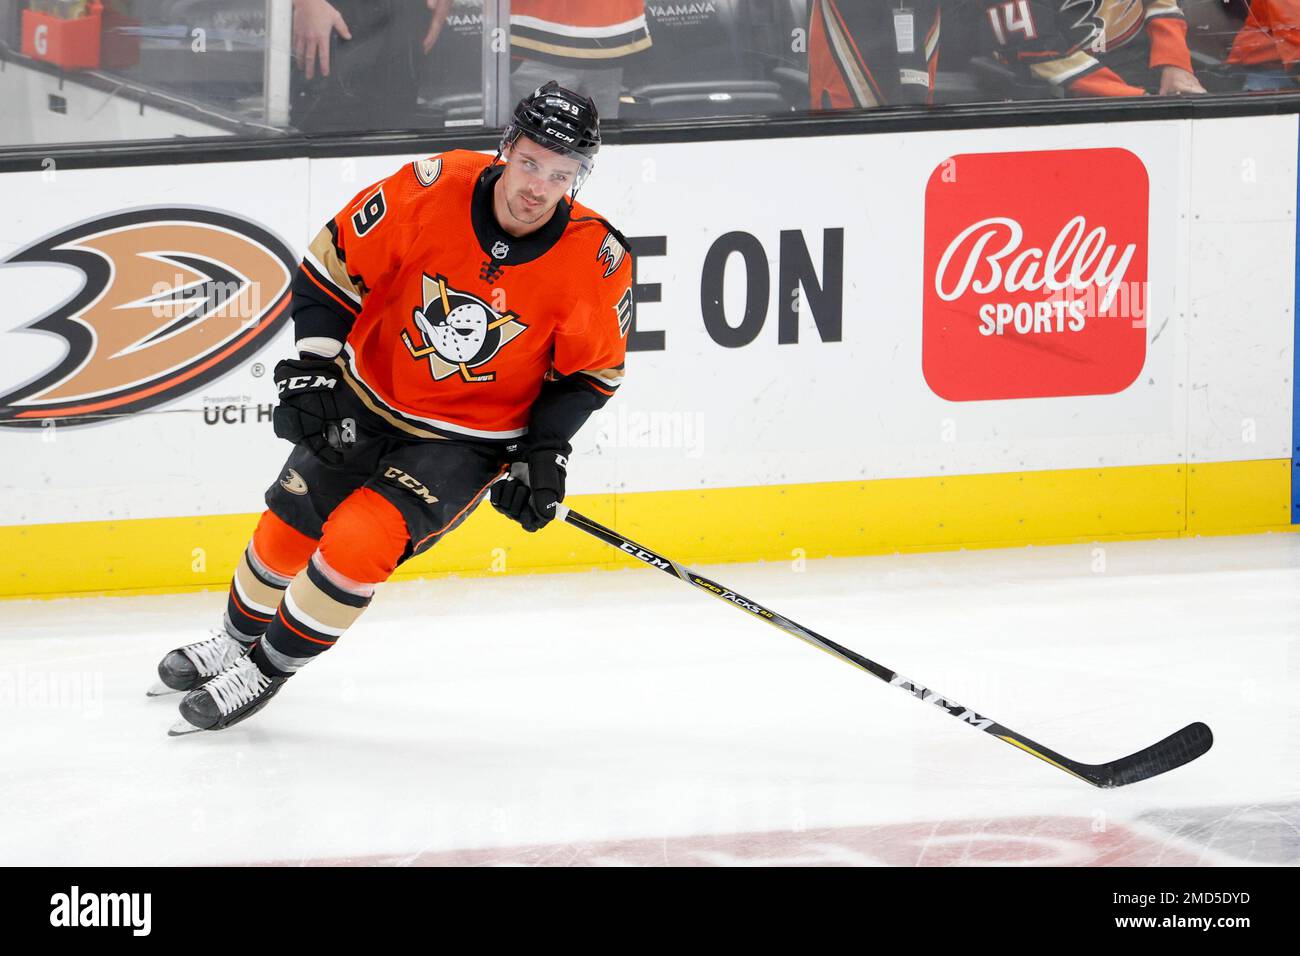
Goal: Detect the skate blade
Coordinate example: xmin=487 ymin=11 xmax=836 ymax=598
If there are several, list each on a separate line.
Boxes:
xmin=146 ymin=681 xmax=183 ymax=698
xmin=166 ymin=718 xmax=205 ymax=736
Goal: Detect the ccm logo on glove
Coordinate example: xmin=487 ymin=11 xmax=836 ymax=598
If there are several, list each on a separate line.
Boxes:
xmin=271 ymin=358 xmax=357 ymax=465
xmin=278 ymin=374 xmax=338 ymax=393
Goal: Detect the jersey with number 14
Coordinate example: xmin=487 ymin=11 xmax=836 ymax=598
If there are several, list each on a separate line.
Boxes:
xmin=291 ymin=149 xmax=633 ymax=443
xmin=981 ymin=0 xmax=1191 ymax=94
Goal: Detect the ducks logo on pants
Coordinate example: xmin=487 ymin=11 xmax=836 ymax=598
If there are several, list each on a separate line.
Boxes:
xmin=0 ymin=208 xmax=296 ymax=428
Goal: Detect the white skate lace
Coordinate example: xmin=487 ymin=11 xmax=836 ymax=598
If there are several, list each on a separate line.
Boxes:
xmin=183 ymin=631 xmax=243 ymax=678
xmin=205 ymin=657 xmax=271 ymax=716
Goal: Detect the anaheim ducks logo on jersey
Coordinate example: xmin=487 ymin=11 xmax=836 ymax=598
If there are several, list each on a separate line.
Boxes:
xmin=986 ymin=0 xmax=1108 ymax=55
xmin=0 ymin=208 xmax=295 ymax=428
xmin=401 ymin=273 xmax=528 ymax=383
xmin=1062 ymin=0 xmax=1105 ymax=53
xmin=596 ymin=231 xmax=626 ymax=279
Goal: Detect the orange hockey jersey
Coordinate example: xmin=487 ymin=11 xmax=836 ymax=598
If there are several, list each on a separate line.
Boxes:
xmin=1228 ymin=0 xmax=1300 ymax=66
xmin=510 ymin=0 xmax=652 ymax=65
xmin=293 ymin=149 xmax=633 ymax=443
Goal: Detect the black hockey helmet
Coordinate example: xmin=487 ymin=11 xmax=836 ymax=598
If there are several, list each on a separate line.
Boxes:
xmin=498 ymin=80 xmax=601 ymax=196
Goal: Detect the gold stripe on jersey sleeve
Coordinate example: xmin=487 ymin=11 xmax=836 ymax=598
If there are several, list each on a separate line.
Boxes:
xmin=308 ymin=226 xmax=364 ymax=304
xmin=511 ymin=34 xmax=652 ymax=60
xmin=1030 ymin=50 xmax=1101 ymax=87
xmin=581 ymin=367 xmax=624 ymax=390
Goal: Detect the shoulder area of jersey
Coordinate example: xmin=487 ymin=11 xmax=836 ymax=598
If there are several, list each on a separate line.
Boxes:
xmin=568 ymin=197 xmax=633 ymax=281
xmin=405 ymin=149 xmax=492 ymax=190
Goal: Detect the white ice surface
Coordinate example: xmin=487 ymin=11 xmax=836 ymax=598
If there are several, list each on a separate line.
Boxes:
xmin=1 ymin=533 xmax=1297 ymax=866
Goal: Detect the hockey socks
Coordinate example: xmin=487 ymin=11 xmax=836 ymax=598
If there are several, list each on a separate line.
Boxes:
xmin=225 ymin=544 xmax=292 ymax=643
xmin=252 ymin=553 xmax=374 ymax=677
xmin=226 ymin=511 xmax=321 ymax=641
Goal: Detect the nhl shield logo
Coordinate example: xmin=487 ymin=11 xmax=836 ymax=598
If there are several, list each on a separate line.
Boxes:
xmin=491 ymin=240 xmax=510 ymax=259
xmin=401 ymin=273 xmax=527 ymax=383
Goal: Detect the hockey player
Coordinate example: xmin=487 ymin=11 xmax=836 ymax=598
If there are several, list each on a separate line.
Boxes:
xmin=151 ymin=82 xmax=633 ymax=734
xmin=979 ymin=0 xmax=1205 ymax=97
xmin=808 ymin=0 xmax=943 ymax=109
xmin=509 ymin=0 xmax=652 ymax=119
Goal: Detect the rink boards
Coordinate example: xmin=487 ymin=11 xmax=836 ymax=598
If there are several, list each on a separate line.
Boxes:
xmin=0 ymin=115 xmax=1296 ymax=597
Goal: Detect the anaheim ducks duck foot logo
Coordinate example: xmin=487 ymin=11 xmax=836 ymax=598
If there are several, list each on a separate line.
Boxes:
xmin=279 ymin=468 xmax=309 ymax=495
xmin=401 ymin=273 xmax=527 ymax=383
xmin=0 ymin=208 xmax=295 ymax=428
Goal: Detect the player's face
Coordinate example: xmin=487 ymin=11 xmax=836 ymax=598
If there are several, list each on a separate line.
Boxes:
xmin=502 ymin=138 xmax=583 ymax=225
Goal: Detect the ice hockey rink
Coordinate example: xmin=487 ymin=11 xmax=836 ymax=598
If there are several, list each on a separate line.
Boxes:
xmin=2 ymin=531 xmax=1296 ymax=867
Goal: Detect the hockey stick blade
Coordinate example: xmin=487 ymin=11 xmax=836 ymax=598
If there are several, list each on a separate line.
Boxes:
xmin=555 ymin=505 xmax=1214 ymax=788
xmin=1066 ymin=721 xmax=1214 ymax=789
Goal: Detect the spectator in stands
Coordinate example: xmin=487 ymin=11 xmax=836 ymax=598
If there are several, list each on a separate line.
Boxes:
xmin=808 ymin=0 xmax=942 ymax=108
xmin=509 ymin=1 xmax=652 ymax=120
xmin=980 ymin=0 xmax=1206 ymax=97
xmin=1226 ymin=0 xmax=1300 ymax=90
xmin=290 ymin=0 xmax=451 ymax=132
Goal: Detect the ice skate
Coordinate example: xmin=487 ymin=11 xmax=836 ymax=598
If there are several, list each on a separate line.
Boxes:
xmin=168 ymin=654 xmax=287 ymax=735
xmin=147 ymin=629 xmax=249 ymax=697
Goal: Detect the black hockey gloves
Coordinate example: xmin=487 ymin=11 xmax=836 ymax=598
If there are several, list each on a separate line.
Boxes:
xmin=271 ymin=357 xmax=359 ymax=465
xmin=490 ymin=445 xmax=568 ymax=532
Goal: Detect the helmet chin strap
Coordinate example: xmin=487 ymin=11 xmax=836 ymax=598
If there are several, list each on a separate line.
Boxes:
xmin=567 ymin=171 xmax=589 ymax=200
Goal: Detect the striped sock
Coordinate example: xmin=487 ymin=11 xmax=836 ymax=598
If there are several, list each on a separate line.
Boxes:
xmin=253 ymin=553 xmax=373 ymax=677
xmin=225 ymin=544 xmax=294 ymax=644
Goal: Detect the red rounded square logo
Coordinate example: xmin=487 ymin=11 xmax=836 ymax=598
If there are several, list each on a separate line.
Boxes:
xmin=923 ymin=148 xmax=1149 ymax=401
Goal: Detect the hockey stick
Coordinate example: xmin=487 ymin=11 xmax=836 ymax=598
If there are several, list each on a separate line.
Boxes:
xmin=554 ymin=505 xmax=1212 ymax=789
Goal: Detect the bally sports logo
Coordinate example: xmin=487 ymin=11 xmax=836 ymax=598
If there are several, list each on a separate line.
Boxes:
xmin=0 ymin=208 xmax=296 ymax=427
xmin=922 ymin=148 xmax=1149 ymax=401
